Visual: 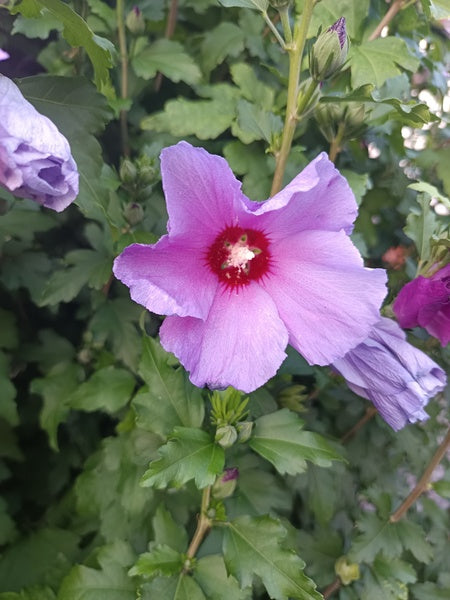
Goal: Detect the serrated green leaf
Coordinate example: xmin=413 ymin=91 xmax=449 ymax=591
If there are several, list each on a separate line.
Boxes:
xmin=349 ymin=37 xmax=420 ymax=88
xmin=201 ymin=22 xmax=245 ymax=73
xmin=409 ymin=182 xmax=450 ymax=208
xmin=349 ymin=514 xmax=403 ymax=563
xmin=230 ymin=63 xmax=274 ymax=110
xmin=395 ymin=520 xmax=433 ymax=563
xmin=308 ymin=0 xmax=370 ymax=40
xmin=12 ymin=0 xmax=114 ymax=92
xmin=141 ymin=427 xmax=224 ymax=489
xmin=217 ymin=0 xmax=268 ymax=11
xmin=194 ymin=555 xmax=251 ymax=600
xmin=31 ymin=363 xmax=81 ymax=450
xmin=129 ymin=544 xmax=183 ymax=579
xmin=132 ymin=39 xmax=201 ymax=85
xmin=0 ymin=528 xmax=80 ymax=593
xmin=12 ymin=10 xmax=62 ymax=38
xmin=234 ymin=99 xmax=283 ymax=144
xmin=139 ymin=574 xmax=206 ymax=600
xmin=152 ymin=505 xmax=188 ymax=553
xmin=223 ymin=515 xmax=322 ymax=600
xmin=362 ymin=555 xmax=416 ymax=600
xmin=132 ymin=336 xmax=204 ymax=437
xmin=58 ymin=541 xmax=135 ymax=600
xmin=411 ymin=582 xmax=450 ymax=599
xmin=249 ymin=409 xmax=342 ymax=475
xmin=68 ymin=366 xmax=135 ymax=413
xmin=0 ymin=586 xmax=56 ymax=600
xmin=141 ymin=91 xmax=236 ymax=140
xmin=404 ymin=195 xmax=437 ymax=262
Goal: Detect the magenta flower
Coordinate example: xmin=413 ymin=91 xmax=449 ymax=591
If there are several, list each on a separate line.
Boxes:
xmin=113 ymin=142 xmax=387 ymax=392
xmin=333 ymin=317 xmax=446 ymax=431
xmin=0 ymin=75 xmax=78 ymax=211
xmin=393 ymin=265 xmax=450 ymax=347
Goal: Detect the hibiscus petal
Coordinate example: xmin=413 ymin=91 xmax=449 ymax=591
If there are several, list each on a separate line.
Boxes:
xmin=242 ymin=153 xmax=358 ymax=238
xmin=262 ymin=230 xmax=387 ymax=365
xmin=160 ymin=141 xmax=247 ymax=236
xmin=160 ymin=283 xmax=288 ymax=393
xmin=113 ymin=236 xmax=218 ymax=319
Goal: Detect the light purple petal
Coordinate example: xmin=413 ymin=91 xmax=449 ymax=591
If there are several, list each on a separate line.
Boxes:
xmin=160 ymin=141 xmax=247 ymax=236
xmin=239 ymin=153 xmax=358 ymax=239
xmin=160 ymin=283 xmax=289 ymax=393
xmin=262 ymin=230 xmax=387 ymax=365
xmin=333 ymin=317 xmax=447 ymax=430
xmin=113 ymin=236 xmax=218 ymax=319
xmin=0 ymin=49 xmax=9 ymax=61
xmin=0 ymin=75 xmax=78 ymax=211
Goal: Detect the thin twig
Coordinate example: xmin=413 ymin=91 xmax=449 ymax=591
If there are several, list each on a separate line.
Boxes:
xmin=390 ymin=428 xmax=450 ymax=522
xmin=184 ymin=486 xmax=212 ymax=568
xmin=155 ymin=0 xmax=178 ymax=92
xmin=340 ymin=406 xmax=378 ymax=444
xmin=116 ymin=0 xmax=130 ymax=156
xmin=328 ymin=121 xmax=346 ymax=163
xmin=322 ymin=577 xmax=341 ymax=599
xmin=368 ymin=0 xmax=404 ymax=41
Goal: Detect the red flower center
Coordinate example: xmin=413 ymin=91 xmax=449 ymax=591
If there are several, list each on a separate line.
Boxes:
xmin=207 ymin=226 xmax=271 ymax=287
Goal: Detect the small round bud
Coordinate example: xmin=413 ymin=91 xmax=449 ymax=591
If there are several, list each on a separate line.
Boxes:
xmin=236 ymin=421 xmax=253 ymax=443
xmin=215 ymin=425 xmax=238 ymax=449
xmin=120 ymin=159 xmax=137 ymax=184
xmin=126 ymin=6 xmax=145 ymax=35
xmin=124 ymin=202 xmax=144 ymax=226
xmin=309 ymin=17 xmax=349 ymax=82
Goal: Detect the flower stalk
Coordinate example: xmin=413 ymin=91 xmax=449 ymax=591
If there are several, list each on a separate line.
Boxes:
xmin=271 ymin=0 xmax=316 ymax=195
xmin=116 ymin=0 xmax=130 ymax=156
xmin=184 ymin=485 xmax=212 ymax=568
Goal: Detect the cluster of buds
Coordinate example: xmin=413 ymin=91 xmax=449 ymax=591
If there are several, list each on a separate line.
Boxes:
xmin=119 ymin=155 xmax=157 ymax=224
xmin=309 ymin=17 xmax=349 ymax=82
xmin=210 ymin=388 xmax=253 ymax=449
xmin=314 ymin=102 xmax=366 ymax=144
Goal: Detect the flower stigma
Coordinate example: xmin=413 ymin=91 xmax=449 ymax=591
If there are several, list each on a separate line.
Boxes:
xmin=207 ymin=225 xmax=271 ymax=287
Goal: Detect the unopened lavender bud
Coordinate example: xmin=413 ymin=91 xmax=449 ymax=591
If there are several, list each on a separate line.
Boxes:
xmin=126 ymin=6 xmax=145 ymax=35
xmin=212 ymin=467 xmax=239 ymax=499
xmin=215 ymin=425 xmax=238 ymax=448
xmin=310 ymin=17 xmax=348 ymax=82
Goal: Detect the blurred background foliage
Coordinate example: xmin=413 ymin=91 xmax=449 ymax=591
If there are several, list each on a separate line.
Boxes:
xmin=0 ymin=0 xmax=449 ymax=598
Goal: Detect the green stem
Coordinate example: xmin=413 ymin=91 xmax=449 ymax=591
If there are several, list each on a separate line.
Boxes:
xmin=297 ymin=78 xmax=319 ymax=116
xmin=184 ymin=486 xmax=212 ymax=567
xmin=116 ymin=0 xmax=130 ymax=156
xmin=262 ymin=11 xmax=286 ymax=49
xmin=328 ymin=121 xmax=346 ymax=163
xmin=279 ymin=6 xmax=293 ymax=45
xmin=270 ymin=0 xmax=315 ymax=196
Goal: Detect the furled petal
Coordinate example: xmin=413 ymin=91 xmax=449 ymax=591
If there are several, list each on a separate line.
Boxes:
xmin=333 ymin=318 xmax=447 ymax=430
xmin=262 ymin=230 xmax=387 ymax=365
xmin=0 ymin=75 xmax=78 ymax=211
xmin=160 ymin=283 xmax=289 ymax=393
xmin=113 ymin=235 xmax=218 ymax=319
xmin=160 ymin=141 xmax=247 ymax=236
xmin=240 ymin=153 xmax=358 ymax=239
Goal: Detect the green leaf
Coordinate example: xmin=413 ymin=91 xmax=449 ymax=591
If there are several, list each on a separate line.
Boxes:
xmin=31 ymin=363 xmax=81 ymax=451
xmin=230 ymin=63 xmax=274 ymax=110
xmin=0 ymin=528 xmax=80 ymax=593
xmin=201 ymin=22 xmax=245 ymax=73
xmin=395 ymin=520 xmax=433 ymax=563
xmin=68 ymin=366 xmax=135 ymax=413
xmin=349 ymin=37 xmax=420 ymax=88
xmin=12 ymin=0 xmax=114 ymax=92
xmin=223 ymin=516 xmax=322 ymax=600
xmin=132 ymin=39 xmax=201 ymax=85
xmin=404 ymin=195 xmax=437 ymax=262
xmin=362 ymin=556 xmax=416 ymax=600
xmin=0 ymin=352 xmax=18 ymax=426
xmin=194 ymin=555 xmax=251 ymax=600
xmin=0 ymin=586 xmax=56 ymax=600
xmin=152 ymin=505 xmax=188 ymax=553
xmin=308 ymin=0 xmax=370 ymax=40
xmin=249 ymin=409 xmax=342 ymax=475
xmin=139 ymin=575 xmax=206 ymax=600
xmin=132 ymin=337 xmax=204 ymax=437
xmin=0 ymin=496 xmax=17 ymax=546
xmin=412 ymin=582 xmax=450 ymax=599
xmin=217 ymin=0 xmax=268 ymax=11
xmin=233 ymin=99 xmax=283 ymax=144
xmin=141 ymin=84 xmax=237 ymax=140
xmin=12 ymin=9 xmax=62 ymax=38
xmin=409 ymin=182 xmax=450 ymax=209
xmin=129 ymin=544 xmax=183 ymax=579
xmin=141 ymin=427 xmax=225 ymax=489
xmin=58 ymin=541 xmax=135 ymax=600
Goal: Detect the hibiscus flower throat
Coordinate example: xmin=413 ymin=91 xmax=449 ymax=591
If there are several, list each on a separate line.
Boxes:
xmin=207 ymin=225 xmax=271 ymax=287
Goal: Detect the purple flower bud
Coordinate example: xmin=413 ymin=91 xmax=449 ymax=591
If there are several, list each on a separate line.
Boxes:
xmin=0 ymin=75 xmax=78 ymax=212
xmin=221 ymin=467 xmax=239 ymax=482
xmin=126 ymin=6 xmax=145 ymax=34
xmin=393 ymin=264 xmax=450 ymax=347
xmin=333 ymin=317 xmax=447 ymax=431
xmin=329 ymin=17 xmax=347 ymax=49
xmin=309 ymin=17 xmax=349 ymax=81
xmin=212 ymin=467 xmax=239 ymax=499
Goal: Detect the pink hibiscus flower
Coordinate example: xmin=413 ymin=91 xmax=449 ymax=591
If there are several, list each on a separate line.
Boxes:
xmin=113 ymin=142 xmax=387 ymax=392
